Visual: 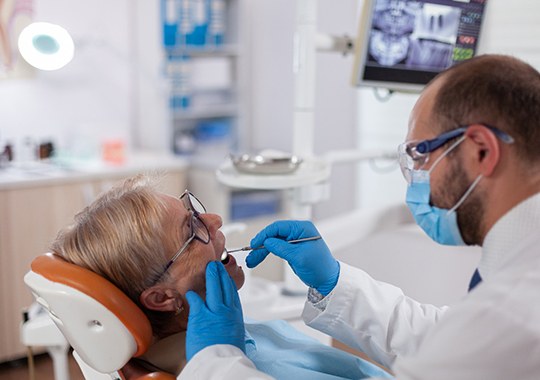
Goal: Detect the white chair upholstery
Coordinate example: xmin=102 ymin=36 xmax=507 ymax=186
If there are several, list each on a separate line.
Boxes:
xmin=24 ymin=253 xmax=175 ymax=380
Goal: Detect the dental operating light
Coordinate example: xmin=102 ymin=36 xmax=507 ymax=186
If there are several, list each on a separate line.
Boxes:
xmin=18 ymin=22 xmax=74 ymax=71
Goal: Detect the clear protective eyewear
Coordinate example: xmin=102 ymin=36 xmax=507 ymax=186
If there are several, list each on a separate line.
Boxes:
xmin=154 ymin=190 xmax=210 ymax=283
xmin=398 ymin=124 xmax=514 ymax=184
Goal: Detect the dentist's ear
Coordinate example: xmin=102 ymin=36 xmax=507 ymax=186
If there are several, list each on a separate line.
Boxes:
xmin=465 ymin=124 xmax=501 ymax=177
xmin=140 ymin=286 xmax=182 ymax=312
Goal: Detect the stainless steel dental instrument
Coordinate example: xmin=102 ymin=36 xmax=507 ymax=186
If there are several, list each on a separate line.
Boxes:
xmin=225 ymin=235 xmax=322 ymax=254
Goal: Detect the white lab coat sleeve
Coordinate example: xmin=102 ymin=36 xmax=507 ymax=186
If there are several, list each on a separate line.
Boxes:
xmin=178 ymin=345 xmax=274 ymax=380
xmin=302 ymin=262 xmax=447 ymax=369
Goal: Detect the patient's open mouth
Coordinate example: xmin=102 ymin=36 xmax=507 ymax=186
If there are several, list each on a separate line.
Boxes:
xmin=221 ymin=249 xmax=230 ymax=264
xmin=221 ymin=250 xmax=241 ymax=271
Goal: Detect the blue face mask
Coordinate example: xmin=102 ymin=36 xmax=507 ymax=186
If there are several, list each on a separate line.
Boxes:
xmin=405 ymin=138 xmax=482 ymax=246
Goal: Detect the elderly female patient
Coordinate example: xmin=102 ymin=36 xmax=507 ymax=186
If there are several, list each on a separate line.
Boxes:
xmin=50 ymin=175 xmax=390 ymax=379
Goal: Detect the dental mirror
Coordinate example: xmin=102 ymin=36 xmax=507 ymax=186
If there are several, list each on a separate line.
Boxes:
xmin=221 ymin=249 xmax=230 ymax=264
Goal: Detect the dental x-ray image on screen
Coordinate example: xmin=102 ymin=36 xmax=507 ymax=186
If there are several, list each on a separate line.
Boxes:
xmin=352 ymin=0 xmax=488 ymax=92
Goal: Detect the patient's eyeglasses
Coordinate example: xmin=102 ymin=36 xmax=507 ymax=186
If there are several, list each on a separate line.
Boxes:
xmin=397 ymin=124 xmax=514 ymax=184
xmin=154 ymin=190 xmax=210 ymax=283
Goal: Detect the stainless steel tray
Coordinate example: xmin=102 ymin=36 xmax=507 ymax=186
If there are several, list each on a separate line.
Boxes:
xmin=230 ymin=153 xmax=303 ymax=175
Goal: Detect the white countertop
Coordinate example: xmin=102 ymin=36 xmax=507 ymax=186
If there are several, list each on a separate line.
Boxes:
xmin=0 ymin=152 xmax=189 ymax=190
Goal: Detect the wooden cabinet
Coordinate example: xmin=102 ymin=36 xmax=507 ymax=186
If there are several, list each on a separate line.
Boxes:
xmin=0 ymin=183 xmax=87 ymax=362
xmin=0 ymin=170 xmax=186 ymax=362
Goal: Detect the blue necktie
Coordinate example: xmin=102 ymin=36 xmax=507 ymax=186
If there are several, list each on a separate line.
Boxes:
xmin=468 ymin=268 xmax=483 ymax=292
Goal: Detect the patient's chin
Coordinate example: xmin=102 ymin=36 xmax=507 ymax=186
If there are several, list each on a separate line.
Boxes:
xmin=234 ymin=272 xmax=245 ymax=290
xmin=222 ymin=253 xmax=245 ymax=290
xmin=229 ymin=266 xmax=245 ymax=290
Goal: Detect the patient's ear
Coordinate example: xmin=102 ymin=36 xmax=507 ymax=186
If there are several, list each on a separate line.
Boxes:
xmin=140 ymin=286 xmax=181 ymax=312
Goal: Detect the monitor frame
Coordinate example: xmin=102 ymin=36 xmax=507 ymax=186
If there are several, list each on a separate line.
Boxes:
xmin=352 ymin=0 xmax=488 ymax=93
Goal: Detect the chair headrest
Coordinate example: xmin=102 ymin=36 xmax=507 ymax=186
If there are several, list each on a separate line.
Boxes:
xmin=24 ymin=253 xmax=153 ymax=374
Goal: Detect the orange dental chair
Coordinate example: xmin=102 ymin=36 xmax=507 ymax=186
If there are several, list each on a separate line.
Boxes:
xmin=24 ymin=253 xmax=176 ymax=380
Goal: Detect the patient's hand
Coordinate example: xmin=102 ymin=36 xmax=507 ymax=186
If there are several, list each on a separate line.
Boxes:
xmin=185 ymin=261 xmax=246 ymax=361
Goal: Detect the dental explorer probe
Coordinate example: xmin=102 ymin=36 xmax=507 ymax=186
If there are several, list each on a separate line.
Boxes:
xmin=227 ymin=235 xmax=322 ymax=254
xmin=221 ymin=236 xmax=322 ymax=263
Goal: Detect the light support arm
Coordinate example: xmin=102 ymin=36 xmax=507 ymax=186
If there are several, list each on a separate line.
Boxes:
xmin=316 ymin=33 xmax=355 ymax=56
xmin=292 ymin=0 xmax=317 ymax=161
xmin=324 ymin=149 xmax=397 ymax=165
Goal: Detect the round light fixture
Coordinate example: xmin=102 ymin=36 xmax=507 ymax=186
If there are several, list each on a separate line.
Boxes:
xmin=17 ymin=22 xmax=74 ymax=71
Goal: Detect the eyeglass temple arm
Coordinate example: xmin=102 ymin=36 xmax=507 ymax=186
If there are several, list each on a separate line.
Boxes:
xmin=485 ymin=125 xmax=514 ymax=144
xmin=167 ymin=235 xmax=195 ymax=268
xmin=411 ymin=124 xmax=514 ymax=157
xmin=416 ymin=127 xmax=467 ymax=154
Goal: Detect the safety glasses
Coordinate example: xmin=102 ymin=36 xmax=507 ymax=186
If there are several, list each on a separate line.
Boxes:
xmin=398 ymin=124 xmax=514 ymax=184
xmin=154 ymin=190 xmax=210 ymax=283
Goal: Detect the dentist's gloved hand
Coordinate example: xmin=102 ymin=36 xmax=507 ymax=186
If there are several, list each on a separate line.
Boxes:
xmin=185 ymin=261 xmax=245 ymax=361
xmin=247 ymin=220 xmax=340 ymax=296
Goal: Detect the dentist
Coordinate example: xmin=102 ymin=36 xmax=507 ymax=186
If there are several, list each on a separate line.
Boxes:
xmin=181 ymin=54 xmax=540 ymax=379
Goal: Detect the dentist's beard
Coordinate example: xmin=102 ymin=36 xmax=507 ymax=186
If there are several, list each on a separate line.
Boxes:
xmin=445 ymin=161 xmax=486 ymax=246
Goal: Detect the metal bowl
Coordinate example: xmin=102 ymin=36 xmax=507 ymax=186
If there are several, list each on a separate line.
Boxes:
xmin=230 ymin=153 xmax=303 ymax=175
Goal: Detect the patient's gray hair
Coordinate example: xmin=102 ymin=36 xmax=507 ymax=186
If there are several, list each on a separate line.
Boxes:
xmin=50 ymin=174 xmax=172 ymax=318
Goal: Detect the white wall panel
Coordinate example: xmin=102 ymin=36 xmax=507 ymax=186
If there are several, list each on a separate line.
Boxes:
xmin=0 ymin=0 xmax=134 ymax=158
xmin=248 ymin=0 xmax=359 ymax=220
xmin=479 ymin=0 xmax=540 ymax=66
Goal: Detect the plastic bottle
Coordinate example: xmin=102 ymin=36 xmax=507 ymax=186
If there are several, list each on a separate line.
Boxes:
xmin=188 ymin=0 xmax=208 ymax=46
xmin=178 ymin=0 xmax=193 ymax=46
xmin=174 ymin=129 xmax=196 ymax=155
xmin=162 ymin=0 xmax=179 ymax=47
xmin=4 ymin=141 xmax=13 ymax=161
xmin=208 ymin=0 xmax=226 ymax=46
xmin=168 ymin=54 xmax=192 ymax=110
xmin=20 ymin=137 xmax=37 ymax=163
xmin=194 ymin=119 xmax=231 ymax=160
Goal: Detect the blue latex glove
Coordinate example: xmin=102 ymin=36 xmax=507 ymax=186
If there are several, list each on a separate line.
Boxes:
xmin=185 ymin=261 xmax=245 ymax=361
xmin=247 ymin=220 xmax=340 ymax=296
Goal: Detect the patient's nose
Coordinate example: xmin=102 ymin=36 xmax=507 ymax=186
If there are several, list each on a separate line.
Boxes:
xmin=202 ymin=213 xmax=223 ymax=232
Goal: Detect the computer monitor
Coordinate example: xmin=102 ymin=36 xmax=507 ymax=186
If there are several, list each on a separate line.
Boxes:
xmin=352 ymin=0 xmax=488 ymax=92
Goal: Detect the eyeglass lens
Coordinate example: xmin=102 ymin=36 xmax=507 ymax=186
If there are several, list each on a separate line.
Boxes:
xmin=398 ymin=143 xmax=417 ymax=183
xmin=181 ymin=192 xmax=210 ymax=243
xmin=181 ymin=192 xmax=206 ymax=213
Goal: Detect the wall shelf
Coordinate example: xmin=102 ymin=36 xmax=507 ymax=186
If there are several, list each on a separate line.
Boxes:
xmin=165 ymin=44 xmax=240 ymax=58
xmin=172 ymin=103 xmax=238 ymax=121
